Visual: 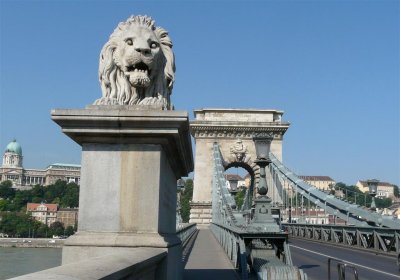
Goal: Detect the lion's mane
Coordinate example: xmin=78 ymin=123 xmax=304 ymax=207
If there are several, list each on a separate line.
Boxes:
xmin=94 ymin=15 xmax=175 ymax=110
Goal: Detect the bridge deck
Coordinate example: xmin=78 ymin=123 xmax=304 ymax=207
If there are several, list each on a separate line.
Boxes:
xmin=184 ymin=227 xmax=239 ymax=280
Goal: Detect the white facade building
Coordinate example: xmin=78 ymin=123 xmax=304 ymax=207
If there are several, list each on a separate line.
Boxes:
xmin=0 ymin=139 xmax=80 ymax=188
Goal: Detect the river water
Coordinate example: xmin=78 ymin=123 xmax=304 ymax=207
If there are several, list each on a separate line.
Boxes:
xmin=0 ymin=247 xmax=61 ymax=279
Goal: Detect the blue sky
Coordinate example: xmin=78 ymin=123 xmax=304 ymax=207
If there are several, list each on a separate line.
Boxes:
xmin=0 ymin=0 xmax=399 ymax=185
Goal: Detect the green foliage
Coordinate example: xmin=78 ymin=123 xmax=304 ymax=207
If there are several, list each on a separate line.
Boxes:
xmin=49 ymin=221 xmax=64 ymax=237
xmin=0 ymin=180 xmax=80 ymax=237
xmin=0 ymin=200 xmax=10 ymax=211
xmin=394 ymin=185 xmax=399 ymax=198
xmin=0 ymin=181 xmax=15 ymax=199
xmin=234 ymin=188 xmax=246 ymax=209
xmin=65 ymin=225 xmax=75 ymax=236
xmin=0 ymin=180 xmax=79 ymax=211
xmin=332 ymin=182 xmax=392 ymax=208
xmin=0 ymin=212 xmax=76 ymax=238
xmin=0 ymin=212 xmax=41 ymax=238
xmin=61 ymin=183 xmax=79 ymax=207
xmin=180 ymin=179 xmax=193 ymax=223
xmin=13 ymin=190 xmax=33 ymax=210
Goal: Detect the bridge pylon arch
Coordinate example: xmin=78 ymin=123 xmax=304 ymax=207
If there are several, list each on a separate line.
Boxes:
xmin=189 ymin=108 xmax=290 ymax=224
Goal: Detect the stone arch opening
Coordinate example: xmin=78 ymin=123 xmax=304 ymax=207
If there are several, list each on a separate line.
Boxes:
xmin=224 ymin=161 xmax=256 ymax=191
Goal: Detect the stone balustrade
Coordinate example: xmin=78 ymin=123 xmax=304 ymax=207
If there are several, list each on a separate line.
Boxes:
xmin=10 ymin=248 xmax=167 ymax=280
xmin=9 ymin=224 xmax=198 ymax=280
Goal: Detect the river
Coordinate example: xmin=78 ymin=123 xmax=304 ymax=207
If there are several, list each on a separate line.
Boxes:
xmin=0 ymin=247 xmax=61 ymax=279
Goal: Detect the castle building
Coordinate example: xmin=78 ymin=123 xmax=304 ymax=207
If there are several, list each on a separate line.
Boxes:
xmin=0 ymin=139 xmax=81 ymax=188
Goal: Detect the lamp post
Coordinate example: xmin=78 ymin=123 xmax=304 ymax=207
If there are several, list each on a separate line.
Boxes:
xmin=367 ymin=179 xmax=379 ymax=211
xmin=250 ymin=132 xmax=280 ymax=232
xmin=176 ymin=179 xmax=185 ymax=227
xmin=299 ymin=192 xmax=306 ymax=224
xmin=253 ymin=133 xmax=272 ymax=196
xmin=328 ymin=183 xmax=335 ymax=195
xmin=333 ymin=210 xmax=338 ymax=225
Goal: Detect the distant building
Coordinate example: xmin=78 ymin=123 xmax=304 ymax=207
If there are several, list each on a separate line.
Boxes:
xmin=244 ymin=174 xmax=252 ymax=188
xmin=56 ymin=208 xmax=78 ymax=228
xmin=27 ymin=202 xmax=58 ymax=226
xmin=0 ymin=139 xmax=81 ymax=188
xmin=224 ymin=174 xmax=245 ymax=193
xmin=356 ymin=180 xmax=395 ymax=199
xmin=283 ymin=208 xmax=329 ymax=224
xmin=299 ymin=176 xmax=336 ymax=192
xmin=27 ymin=203 xmax=79 ymax=228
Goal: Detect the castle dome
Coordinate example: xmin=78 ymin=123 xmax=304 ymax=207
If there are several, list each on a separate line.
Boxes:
xmin=5 ymin=139 xmax=22 ymax=156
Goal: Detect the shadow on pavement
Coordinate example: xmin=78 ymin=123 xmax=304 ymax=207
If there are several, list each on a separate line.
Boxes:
xmin=298 ymin=264 xmax=320 ymax=270
xmin=184 ymin=269 xmax=240 ymax=280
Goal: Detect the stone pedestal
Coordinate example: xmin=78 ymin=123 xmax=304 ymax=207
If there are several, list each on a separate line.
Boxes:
xmin=52 ymin=106 xmax=193 ymax=280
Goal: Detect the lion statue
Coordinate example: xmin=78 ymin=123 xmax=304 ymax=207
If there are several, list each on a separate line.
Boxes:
xmin=93 ymin=15 xmax=175 ymax=110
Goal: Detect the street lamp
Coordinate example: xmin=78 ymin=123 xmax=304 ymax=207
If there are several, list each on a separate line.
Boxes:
xmin=253 ymin=132 xmax=273 ymax=195
xmin=249 ymin=132 xmax=279 ymax=232
xmin=177 ymin=179 xmax=185 ymax=193
xmin=367 ymin=179 xmax=379 ymax=211
xmin=176 ymin=179 xmax=185 ymax=227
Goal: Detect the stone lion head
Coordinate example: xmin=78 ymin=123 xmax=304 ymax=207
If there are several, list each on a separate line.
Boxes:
xmin=94 ymin=15 xmax=175 ymax=109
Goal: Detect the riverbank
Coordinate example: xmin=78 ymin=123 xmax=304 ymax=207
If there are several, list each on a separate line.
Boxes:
xmin=0 ymin=238 xmax=64 ymax=248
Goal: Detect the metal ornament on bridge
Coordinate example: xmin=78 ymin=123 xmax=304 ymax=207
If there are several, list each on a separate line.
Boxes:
xmin=253 ymin=132 xmax=274 ymax=196
xmin=251 ymin=132 xmax=279 ymax=231
xmin=367 ymin=179 xmax=379 ymax=211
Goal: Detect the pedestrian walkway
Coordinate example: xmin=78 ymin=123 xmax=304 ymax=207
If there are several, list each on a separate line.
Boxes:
xmin=183 ymin=227 xmax=240 ymax=279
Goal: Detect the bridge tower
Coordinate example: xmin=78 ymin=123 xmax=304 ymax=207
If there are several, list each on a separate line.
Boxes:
xmin=189 ymin=108 xmax=290 ymax=224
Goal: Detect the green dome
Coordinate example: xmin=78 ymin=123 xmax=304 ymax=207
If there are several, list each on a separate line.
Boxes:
xmin=5 ymin=139 xmax=22 ymax=156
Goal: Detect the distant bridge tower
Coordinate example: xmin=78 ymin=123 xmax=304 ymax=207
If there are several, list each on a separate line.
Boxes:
xmin=189 ymin=109 xmax=290 ymax=224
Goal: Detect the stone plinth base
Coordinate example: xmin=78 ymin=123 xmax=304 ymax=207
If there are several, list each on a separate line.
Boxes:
xmin=189 ymin=201 xmax=212 ymax=224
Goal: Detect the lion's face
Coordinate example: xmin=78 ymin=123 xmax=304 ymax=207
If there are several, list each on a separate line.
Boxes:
xmin=112 ymin=24 xmax=162 ymax=88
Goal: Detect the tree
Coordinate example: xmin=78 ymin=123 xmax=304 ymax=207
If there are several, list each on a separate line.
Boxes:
xmin=35 ymin=223 xmax=50 ymax=238
xmin=234 ymin=188 xmax=246 ymax=209
xmin=0 ymin=212 xmax=39 ymax=237
xmin=394 ymin=185 xmax=399 ymax=198
xmin=49 ymin=221 xmax=64 ymax=237
xmin=65 ymin=225 xmax=75 ymax=236
xmin=31 ymin=185 xmax=45 ymax=201
xmin=12 ymin=190 xmax=32 ymax=211
xmin=61 ymin=183 xmax=79 ymax=207
xmin=375 ymin=197 xmax=392 ymax=208
xmin=180 ymin=179 xmax=193 ymax=223
xmin=0 ymin=180 xmax=15 ymax=199
xmin=0 ymin=200 xmax=10 ymax=211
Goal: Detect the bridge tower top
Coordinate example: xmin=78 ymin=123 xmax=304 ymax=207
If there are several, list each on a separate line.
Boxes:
xmin=193 ymin=108 xmax=286 ymax=122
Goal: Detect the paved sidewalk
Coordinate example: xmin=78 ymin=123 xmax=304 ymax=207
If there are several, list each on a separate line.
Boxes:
xmin=183 ymin=227 xmax=240 ymax=279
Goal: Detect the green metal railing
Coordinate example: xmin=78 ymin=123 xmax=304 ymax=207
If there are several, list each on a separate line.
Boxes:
xmin=284 ymin=223 xmax=400 ymax=255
